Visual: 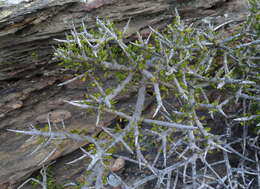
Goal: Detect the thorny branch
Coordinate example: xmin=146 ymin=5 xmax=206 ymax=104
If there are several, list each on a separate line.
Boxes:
xmin=11 ymin=2 xmax=260 ymax=189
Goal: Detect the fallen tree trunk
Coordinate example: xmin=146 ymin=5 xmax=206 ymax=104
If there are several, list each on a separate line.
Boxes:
xmin=0 ymin=0 xmax=248 ymax=188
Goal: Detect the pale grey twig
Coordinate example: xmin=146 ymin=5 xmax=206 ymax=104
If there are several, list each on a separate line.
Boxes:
xmin=58 ymin=73 xmax=87 ymax=86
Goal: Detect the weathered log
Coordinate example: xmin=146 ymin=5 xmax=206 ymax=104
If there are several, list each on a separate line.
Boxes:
xmin=0 ymin=0 xmax=248 ymax=188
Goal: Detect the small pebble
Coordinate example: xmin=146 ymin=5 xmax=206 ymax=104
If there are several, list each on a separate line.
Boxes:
xmin=110 ymin=157 xmax=125 ymax=172
xmin=107 ymin=173 xmax=121 ymax=188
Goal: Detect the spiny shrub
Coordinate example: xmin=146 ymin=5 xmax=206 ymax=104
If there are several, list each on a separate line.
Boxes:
xmin=12 ymin=1 xmax=259 ymax=188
